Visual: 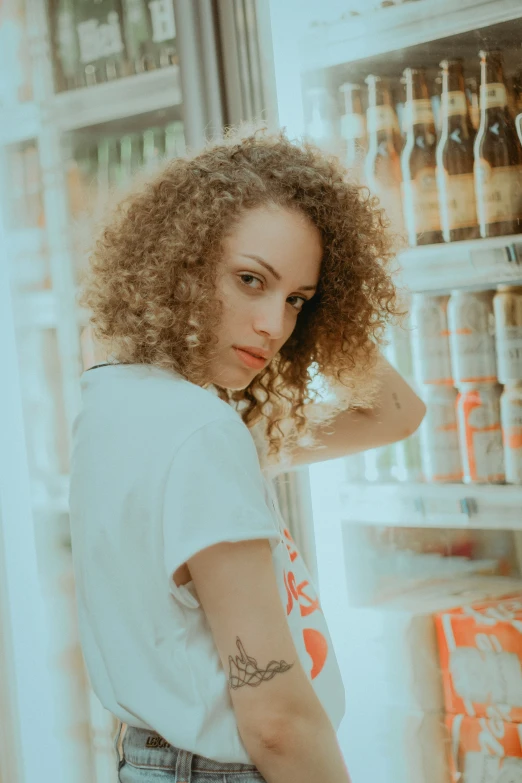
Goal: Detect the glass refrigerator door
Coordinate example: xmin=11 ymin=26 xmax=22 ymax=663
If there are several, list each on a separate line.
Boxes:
xmin=268 ymin=1 xmax=522 ymax=781
xmin=0 ymin=2 xmax=230 ymax=781
xmin=1 ymin=2 xmax=283 ymax=779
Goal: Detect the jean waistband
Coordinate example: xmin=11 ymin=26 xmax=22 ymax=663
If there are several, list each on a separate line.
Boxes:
xmin=115 ymin=722 xmax=260 ymax=778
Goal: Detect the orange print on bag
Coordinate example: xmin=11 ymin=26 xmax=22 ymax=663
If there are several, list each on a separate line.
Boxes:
xmin=282 ymin=527 xmax=329 ymax=680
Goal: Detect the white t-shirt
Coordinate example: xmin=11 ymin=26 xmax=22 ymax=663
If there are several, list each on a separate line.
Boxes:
xmin=68 ymin=363 xmax=345 ymax=764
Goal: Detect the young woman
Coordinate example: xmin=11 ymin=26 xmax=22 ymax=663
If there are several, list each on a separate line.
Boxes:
xmin=70 ymin=127 xmax=425 ymax=783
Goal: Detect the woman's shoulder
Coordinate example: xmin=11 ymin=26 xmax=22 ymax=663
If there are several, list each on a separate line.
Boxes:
xmin=81 ymin=362 xmax=241 ymax=434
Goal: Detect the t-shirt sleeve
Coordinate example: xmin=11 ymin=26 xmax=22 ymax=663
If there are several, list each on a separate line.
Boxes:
xmin=162 ymin=416 xmax=282 ymax=609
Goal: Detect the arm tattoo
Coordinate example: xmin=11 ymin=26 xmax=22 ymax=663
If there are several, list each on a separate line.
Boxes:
xmin=228 ymin=637 xmax=294 ymax=690
xmin=392 ymin=392 xmax=402 ymax=411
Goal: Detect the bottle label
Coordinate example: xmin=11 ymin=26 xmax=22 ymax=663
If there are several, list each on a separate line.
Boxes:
xmin=501 ymin=390 xmax=522 ymax=481
xmin=420 ymin=392 xmax=461 ymax=482
xmin=367 ymin=105 xmax=399 ymax=134
xmin=404 ymin=98 xmax=434 ymax=127
xmin=457 ymin=388 xmax=504 ymax=482
xmin=497 ymin=327 xmax=522 ymax=382
xmin=437 ymin=170 xmax=478 ymax=230
xmin=475 ymin=160 xmax=521 ymax=225
xmin=77 ymin=12 xmax=124 ymax=63
xmin=401 ymin=167 xmax=441 ymax=240
xmin=480 ymin=82 xmax=508 ymax=109
xmin=442 ymin=91 xmax=467 ymax=118
xmin=341 ymin=113 xmax=366 ymax=141
xmin=149 ymin=0 xmax=176 ymax=43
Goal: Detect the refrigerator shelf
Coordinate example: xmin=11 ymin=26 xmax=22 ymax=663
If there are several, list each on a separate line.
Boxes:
xmin=299 ymin=0 xmax=522 ymax=71
xmin=397 ymin=234 xmax=522 ymax=294
xmin=0 ymin=102 xmax=41 ymax=145
xmin=340 ymin=481 xmax=522 ymax=529
xmin=41 ymin=65 xmax=182 ymax=133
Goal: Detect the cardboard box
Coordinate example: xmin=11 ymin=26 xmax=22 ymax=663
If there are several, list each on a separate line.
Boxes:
xmin=446 ymin=713 xmax=522 ymax=783
xmin=436 ymin=593 xmax=522 ymax=722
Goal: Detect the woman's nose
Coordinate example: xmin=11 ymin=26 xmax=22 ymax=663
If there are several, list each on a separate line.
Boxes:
xmin=253 ymin=300 xmax=287 ymax=340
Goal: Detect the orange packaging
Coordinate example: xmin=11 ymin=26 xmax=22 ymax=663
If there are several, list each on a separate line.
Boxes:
xmin=456 ymin=383 xmax=505 ymax=483
xmin=447 ymin=290 xmax=497 ymax=385
xmin=435 ymin=593 xmax=522 ymax=722
xmin=446 ymin=713 xmax=522 ymax=783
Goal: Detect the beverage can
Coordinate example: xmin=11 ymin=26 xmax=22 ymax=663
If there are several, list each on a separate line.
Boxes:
xmin=384 ymin=313 xmax=414 ymax=381
xmin=501 ymin=382 xmax=522 ymax=484
xmin=448 ymin=290 xmax=497 ymax=384
xmin=363 ymin=443 xmax=395 ymax=482
xmin=410 ymin=294 xmax=453 ymax=385
xmin=456 ymin=383 xmax=505 ymax=483
xmin=394 ymin=428 xmax=423 ymax=482
xmin=344 ymin=452 xmax=367 ymax=483
xmin=493 ymin=285 xmax=522 ymax=383
xmin=419 ymin=385 xmax=462 ymax=482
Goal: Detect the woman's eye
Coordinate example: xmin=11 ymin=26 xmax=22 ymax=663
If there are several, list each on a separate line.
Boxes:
xmin=288 ymin=296 xmax=307 ymax=312
xmin=239 ymin=273 xmax=262 ymax=289
xmin=239 ymin=274 xmax=307 ymax=312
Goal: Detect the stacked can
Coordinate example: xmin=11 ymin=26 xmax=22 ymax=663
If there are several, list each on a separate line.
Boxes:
xmin=410 ymin=294 xmax=463 ymax=482
xmin=384 ymin=315 xmax=423 ymax=481
xmin=494 ymin=286 xmax=522 ymax=483
xmin=363 ymin=320 xmax=399 ymax=481
xmin=448 ymin=290 xmax=504 ymax=484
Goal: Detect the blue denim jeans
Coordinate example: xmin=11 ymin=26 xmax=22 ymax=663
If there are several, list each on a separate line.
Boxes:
xmin=115 ymin=723 xmax=267 ymax=783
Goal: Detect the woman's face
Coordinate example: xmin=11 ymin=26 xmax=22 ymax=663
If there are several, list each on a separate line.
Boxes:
xmin=207 ymin=204 xmax=323 ymax=390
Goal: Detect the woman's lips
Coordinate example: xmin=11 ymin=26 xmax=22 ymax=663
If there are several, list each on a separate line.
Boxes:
xmin=233 ymin=347 xmax=267 ymax=369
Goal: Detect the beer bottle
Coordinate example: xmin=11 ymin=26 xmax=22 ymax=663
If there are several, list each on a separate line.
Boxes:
xmin=514 ymin=70 xmax=522 ymax=116
xmin=391 ymin=82 xmax=406 ymax=156
xmin=436 ymin=59 xmax=479 ymax=242
xmin=364 ymin=74 xmax=405 ymax=236
xmin=121 ymin=0 xmax=156 ymax=74
xmin=338 ymin=82 xmax=366 ymax=181
xmin=507 ymin=77 xmax=519 ymax=122
xmin=141 ymin=127 xmax=166 ymax=172
xmin=75 ymin=0 xmax=128 ymax=86
xmin=465 ymin=77 xmax=480 ymax=131
xmin=431 ymin=75 xmax=442 ymax=133
xmin=400 ymin=67 xmax=442 ymax=246
xmin=305 ymin=87 xmax=339 ymax=155
xmin=165 ymin=121 xmax=186 ymax=158
xmin=54 ymin=0 xmax=80 ymax=91
xmin=96 ymin=138 xmax=111 ymax=218
xmin=148 ymin=0 xmax=177 ymax=68
xmin=474 ymin=50 xmax=522 ymax=238
xmin=118 ymin=133 xmax=142 ymax=183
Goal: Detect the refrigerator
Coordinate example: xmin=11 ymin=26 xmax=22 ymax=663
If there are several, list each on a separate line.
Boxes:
xmin=0 ymin=2 xmax=285 ymax=782
xmin=3 ymin=1 xmax=522 ymax=782
xmin=266 ymin=1 xmax=522 ymax=782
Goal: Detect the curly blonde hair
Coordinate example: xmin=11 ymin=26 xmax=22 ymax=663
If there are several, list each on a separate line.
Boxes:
xmin=79 ymin=125 xmax=404 ymax=470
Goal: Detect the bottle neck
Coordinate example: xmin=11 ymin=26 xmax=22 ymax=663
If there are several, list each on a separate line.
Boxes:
xmin=479 ymin=58 xmax=508 ymax=113
xmin=341 ymin=89 xmax=366 ymax=142
xmin=405 ymin=72 xmax=429 ymax=103
xmin=367 ymin=82 xmax=399 ymax=140
xmin=341 ymin=88 xmax=363 ymax=116
xmin=440 ymin=67 xmax=471 ymax=131
xmin=404 ymin=74 xmax=435 ymax=132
